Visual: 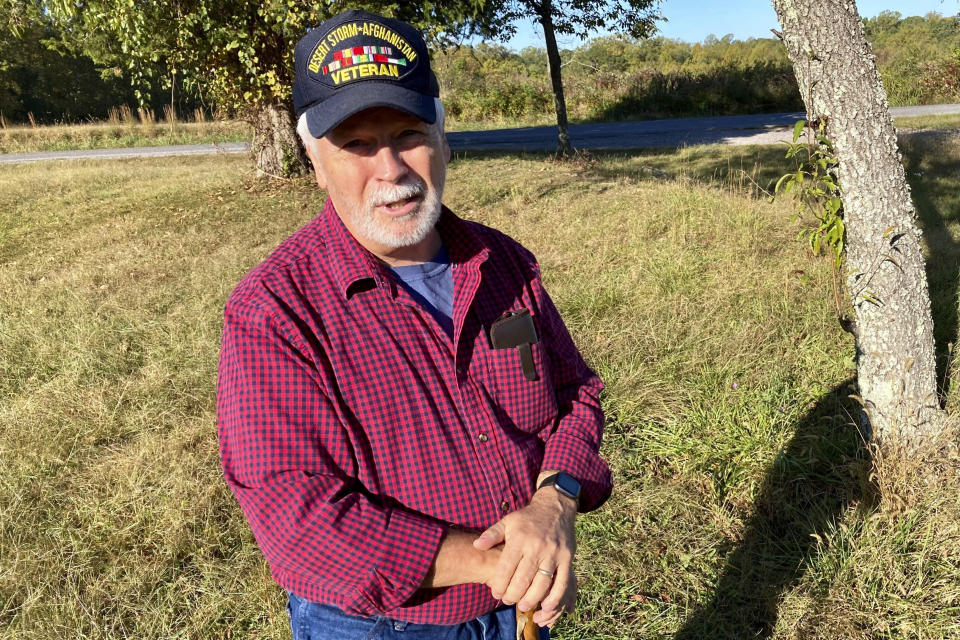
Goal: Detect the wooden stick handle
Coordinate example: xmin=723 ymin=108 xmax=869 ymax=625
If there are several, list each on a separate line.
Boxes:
xmin=515 ymin=606 xmax=540 ymax=640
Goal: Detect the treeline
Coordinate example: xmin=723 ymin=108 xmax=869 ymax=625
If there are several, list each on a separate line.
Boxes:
xmin=1 ymin=11 xmax=956 ymax=125
xmin=0 ymin=21 xmax=133 ymax=124
xmin=434 ymin=35 xmax=800 ymax=122
xmin=0 ymin=21 xmax=199 ymax=125
xmin=434 ymin=11 xmax=958 ymax=122
xmin=863 ymin=11 xmax=959 ymax=106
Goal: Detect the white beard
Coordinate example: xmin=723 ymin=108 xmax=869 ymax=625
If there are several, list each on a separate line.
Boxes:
xmin=341 ymin=175 xmax=444 ymax=249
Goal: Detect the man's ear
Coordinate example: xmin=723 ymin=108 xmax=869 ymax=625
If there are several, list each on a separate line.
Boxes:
xmin=314 ymin=165 xmax=328 ymax=191
xmin=442 ymin=132 xmax=451 ymax=165
xmin=303 ymin=143 xmax=328 ymax=190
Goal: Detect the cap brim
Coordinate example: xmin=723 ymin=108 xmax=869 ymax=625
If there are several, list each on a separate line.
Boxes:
xmin=303 ymin=83 xmax=436 ymax=139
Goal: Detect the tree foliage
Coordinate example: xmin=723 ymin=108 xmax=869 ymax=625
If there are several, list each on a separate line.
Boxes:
xmin=861 ymin=11 xmax=959 ymax=105
xmin=432 ymin=35 xmax=800 ymax=122
xmin=466 ymin=0 xmax=659 ymax=40
xmin=0 ymin=1 xmax=157 ymax=122
xmin=39 ymin=1 xmax=482 ymax=116
xmin=775 ymin=119 xmax=845 ymax=267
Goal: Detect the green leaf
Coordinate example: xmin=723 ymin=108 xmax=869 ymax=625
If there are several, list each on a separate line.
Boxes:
xmin=792 ymin=119 xmax=806 ymax=143
xmin=775 ymin=173 xmax=791 ymax=194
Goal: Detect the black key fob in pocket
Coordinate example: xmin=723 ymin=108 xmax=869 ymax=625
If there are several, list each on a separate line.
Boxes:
xmin=489 ymin=308 xmax=539 ymax=381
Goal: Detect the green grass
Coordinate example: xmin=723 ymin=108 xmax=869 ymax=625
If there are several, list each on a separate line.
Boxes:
xmin=893 ymin=114 xmax=960 ymax=131
xmin=0 ymin=120 xmax=252 ymax=154
xmin=1 ymin=134 xmax=958 ymax=639
xmin=446 ymin=113 xmax=559 ymax=131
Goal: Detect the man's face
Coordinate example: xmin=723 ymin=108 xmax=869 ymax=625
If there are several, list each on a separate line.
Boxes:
xmin=306 ymin=106 xmax=450 ymax=257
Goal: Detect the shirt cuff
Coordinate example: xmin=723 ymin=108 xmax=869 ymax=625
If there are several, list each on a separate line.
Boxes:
xmin=357 ymin=507 xmax=448 ymax=612
xmin=540 ymin=430 xmax=613 ymax=512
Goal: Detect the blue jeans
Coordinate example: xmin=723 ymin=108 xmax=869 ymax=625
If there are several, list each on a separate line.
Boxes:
xmin=287 ymin=592 xmax=549 ymax=640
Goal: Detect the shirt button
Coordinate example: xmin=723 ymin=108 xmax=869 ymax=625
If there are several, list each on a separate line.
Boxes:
xmin=478 ymin=433 xmax=488 ymax=442
xmin=456 ymin=367 xmax=465 ymax=376
xmin=500 ymin=501 xmax=510 ymax=513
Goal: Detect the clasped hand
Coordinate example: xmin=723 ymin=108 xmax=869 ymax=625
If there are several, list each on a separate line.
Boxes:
xmin=473 ymin=489 xmax=577 ymax=628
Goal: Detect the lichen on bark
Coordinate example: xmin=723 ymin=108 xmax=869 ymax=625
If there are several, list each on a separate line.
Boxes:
xmin=772 ymin=0 xmax=946 ymax=446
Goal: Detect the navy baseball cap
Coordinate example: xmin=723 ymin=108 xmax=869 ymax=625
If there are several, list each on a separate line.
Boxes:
xmin=293 ymin=10 xmax=440 ymax=139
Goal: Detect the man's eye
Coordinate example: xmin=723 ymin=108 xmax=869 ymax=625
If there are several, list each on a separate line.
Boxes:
xmin=397 ymin=130 xmax=426 ymax=147
xmin=343 ymin=139 xmax=368 ymax=149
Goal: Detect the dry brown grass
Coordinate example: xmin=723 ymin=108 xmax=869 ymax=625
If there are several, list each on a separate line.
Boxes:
xmin=0 ymin=119 xmax=251 ymax=154
xmin=1 ymin=156 xmax=316 ymax=638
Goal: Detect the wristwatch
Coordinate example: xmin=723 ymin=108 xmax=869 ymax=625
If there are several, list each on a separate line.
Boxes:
xmin=538 ymin=472 xmax=581 ymax=505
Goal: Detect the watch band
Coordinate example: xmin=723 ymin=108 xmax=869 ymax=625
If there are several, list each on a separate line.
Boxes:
xmin=538 ymin=471 xmax=581 ymax=504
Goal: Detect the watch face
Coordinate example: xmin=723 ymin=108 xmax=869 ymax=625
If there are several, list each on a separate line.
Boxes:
xmin=556 ymin=473 xmax=581 ymax=498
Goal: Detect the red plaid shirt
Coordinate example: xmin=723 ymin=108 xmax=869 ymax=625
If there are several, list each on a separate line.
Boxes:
xmin=217 ymin=200 xmax=612 ymax=625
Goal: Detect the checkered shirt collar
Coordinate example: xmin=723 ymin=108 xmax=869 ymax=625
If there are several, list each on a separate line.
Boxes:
xmin=320 ymin=197 xmax=490 ymax=301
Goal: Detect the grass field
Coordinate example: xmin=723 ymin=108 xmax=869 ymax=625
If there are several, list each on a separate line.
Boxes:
xmin=0 ymin=120 xmax=252 ymax=154
xmin=893 ymin=113 xmax=960 ymax=131
xmin=1 ymin=134 xmax=958 ymax=639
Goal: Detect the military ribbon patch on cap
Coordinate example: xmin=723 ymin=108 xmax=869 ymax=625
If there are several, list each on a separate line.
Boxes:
xmin=307 ymin=19 xmax=418 ymax=86
xmin=322 ymin=46 xmax=407 ymax=75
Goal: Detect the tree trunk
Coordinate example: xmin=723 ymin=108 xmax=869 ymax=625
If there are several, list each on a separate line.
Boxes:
xmin=251 ymin=100 xmax=309 ymax=178
xmin=170 ymin=70 xmax=176 ymax=133
xmin=538 ymin=2 xmax=572 ymax=156
xmin=772 ymin=0 xmax=945 ymax=446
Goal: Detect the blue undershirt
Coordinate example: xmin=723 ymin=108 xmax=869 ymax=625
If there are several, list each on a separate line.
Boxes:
xmin=387 ymin=245 xmax=454 ymax=338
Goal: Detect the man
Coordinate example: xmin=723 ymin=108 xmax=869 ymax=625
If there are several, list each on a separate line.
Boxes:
xmin=217 ymin=9 xmax=612 ymax=639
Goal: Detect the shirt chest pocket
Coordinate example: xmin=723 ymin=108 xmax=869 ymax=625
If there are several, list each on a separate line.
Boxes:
xmin=482 ymin=322 xmax=559 ymax=434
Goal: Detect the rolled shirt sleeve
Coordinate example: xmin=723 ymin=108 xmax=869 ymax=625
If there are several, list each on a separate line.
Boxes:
xmin=217 ymin=298 xmax=446 ymax=615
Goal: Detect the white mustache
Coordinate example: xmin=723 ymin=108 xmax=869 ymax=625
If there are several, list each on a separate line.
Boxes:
xmin=369 ymin=180 xmax=425 ymax=208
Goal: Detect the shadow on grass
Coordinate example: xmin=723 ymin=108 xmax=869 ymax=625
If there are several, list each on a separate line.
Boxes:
xmin=675 ymin=380 xmax=868 ymax=640
xmin=586 ymin=146 xmax=793 ymax=195
xmin=900 ymin=133 xmax=960 ymax=401
xmin=449 ymin=145 xmax=796 ymax=197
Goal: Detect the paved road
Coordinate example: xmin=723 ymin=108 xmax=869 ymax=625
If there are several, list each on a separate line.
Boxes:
xmin=2 ymin=104 xmax=956 ymax=165
xmin=0 ymin=141 xmax=249 ymax=165
xmin=446 ymin=104 xmax=959 ymax=151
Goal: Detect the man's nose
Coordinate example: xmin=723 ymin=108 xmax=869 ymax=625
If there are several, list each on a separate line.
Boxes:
xmin=372 ymin=143 xmax=408 ymax=182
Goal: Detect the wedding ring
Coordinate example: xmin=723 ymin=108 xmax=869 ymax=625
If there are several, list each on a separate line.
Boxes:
xmin=537 ymin=568 xmax=555 ymax=578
